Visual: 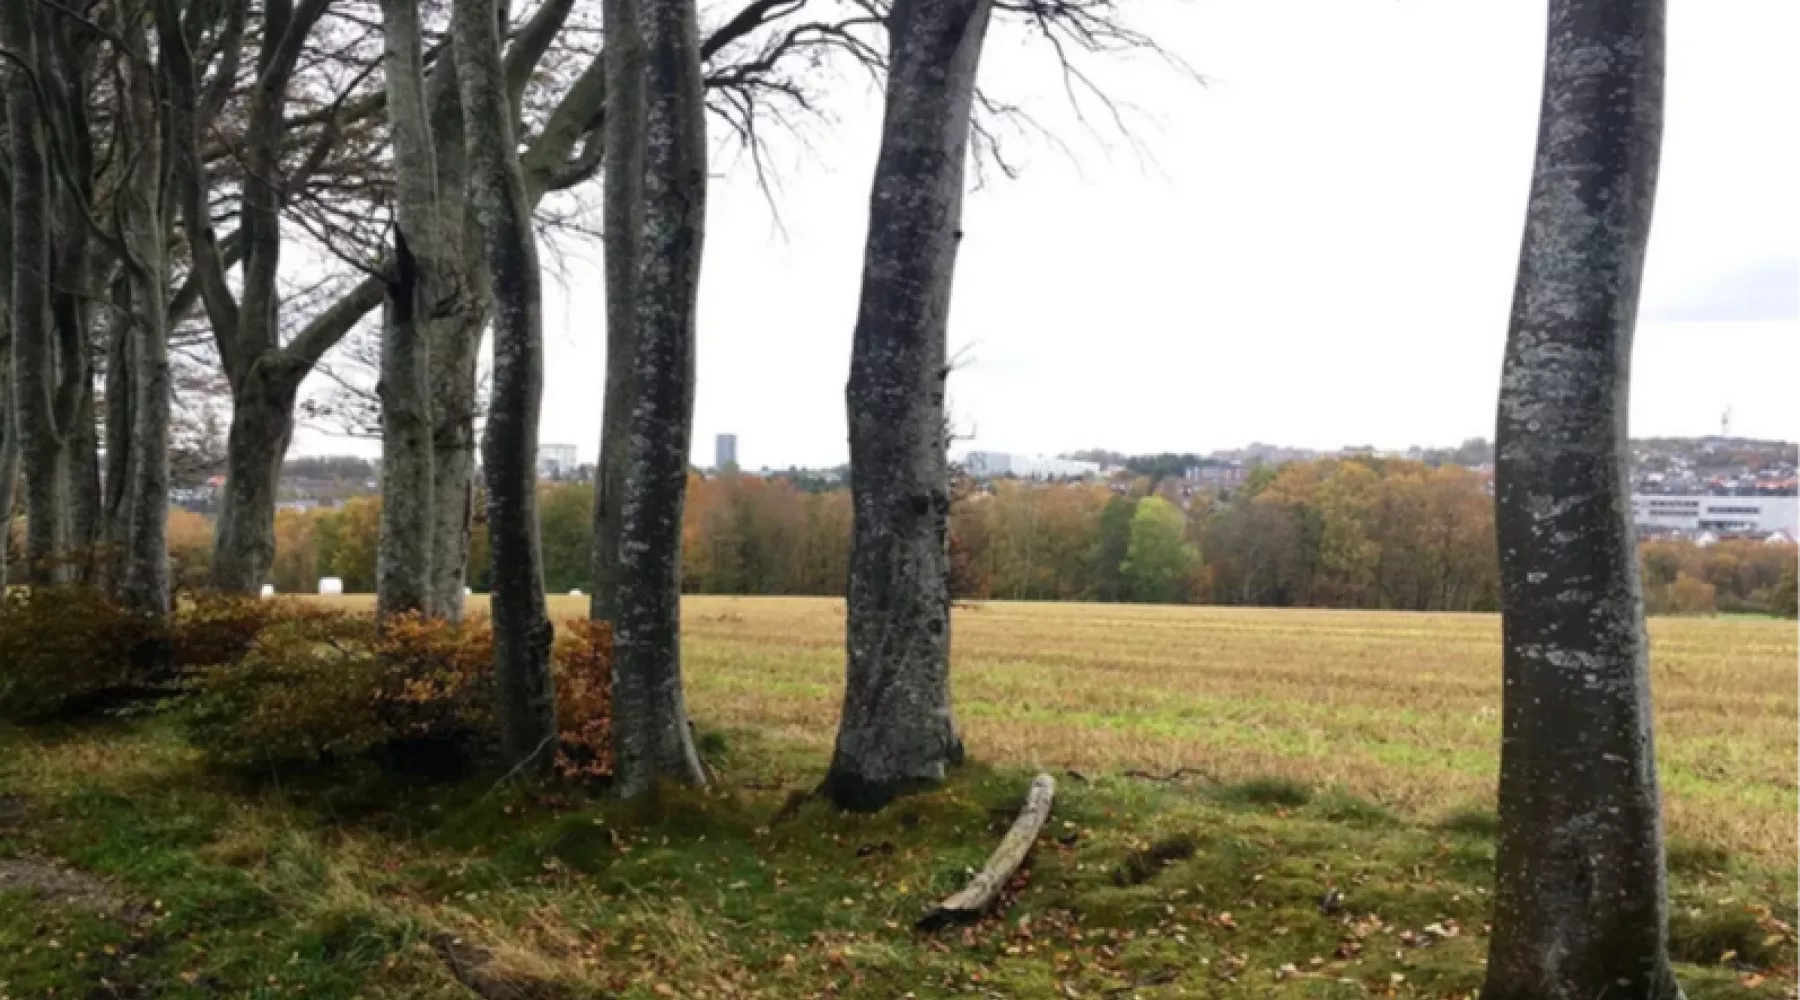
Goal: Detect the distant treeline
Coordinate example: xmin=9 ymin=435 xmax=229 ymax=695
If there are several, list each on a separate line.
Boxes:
xmin=163 ymin=458 xmax=1796 ymax=617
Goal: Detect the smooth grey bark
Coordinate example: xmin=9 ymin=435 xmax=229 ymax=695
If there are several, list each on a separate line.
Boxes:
xmin=1484 ymin=3 xmax=1679 ymax=1000
xmin=425 ymin=44 xmax=486 ymax=622
xmin=45 ymin=18 xmax=97 ymax=576
xmin=100 ymin=284 xmax=132 ymax=590
xmin=610 ymin=0 xmax=711 ymax=799
xmin=589 ymin=0 xmax=647 ymax=627
xmin=0 ymin=172 xmax=15 ymax=589
xmin=822 ymin=0 xmax=992 ymax=811
xmin=455 ymin=0 xmax=558 ymax=772
xmin=4 ymin=0 xmax=64 ymax=585
xmin=429 ymin=313 xmax=484 ymax=618
xmin=210 ymin=363 xmax=303 ymax=592
xmin=66 ymin=378 xmax=101 ymax=568
xmin=115 ymin=12 xmax=173 ymax=619
xmin=385 ymin=6 xmax=568 ymax=621
xmin=377 ymin=0 xmax=445 ymax=620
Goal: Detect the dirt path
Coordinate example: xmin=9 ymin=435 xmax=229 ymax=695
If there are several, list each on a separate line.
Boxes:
xmin=0 ymin=794 xmax=144 ymax=922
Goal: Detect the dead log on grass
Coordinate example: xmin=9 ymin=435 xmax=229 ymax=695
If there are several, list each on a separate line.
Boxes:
xmin=917 ymin=773 xmax=1055 ymax=930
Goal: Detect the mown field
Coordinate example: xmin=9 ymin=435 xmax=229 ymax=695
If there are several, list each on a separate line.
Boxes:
xmin=473 ymin=596 xmax=1793 ymax=862
xmin=2 ymin=597 xmax=1794 ymax=999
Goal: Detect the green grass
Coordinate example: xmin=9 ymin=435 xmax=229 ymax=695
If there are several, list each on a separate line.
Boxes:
xmin=2 ymin=716 xmax=1794 ymax=1000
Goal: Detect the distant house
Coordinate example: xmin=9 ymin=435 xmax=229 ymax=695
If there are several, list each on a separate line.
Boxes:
xmin=537 ymin=443 xmax=579 ymax=479
xmin=963 ymin=451 xmax=1100 ymax=481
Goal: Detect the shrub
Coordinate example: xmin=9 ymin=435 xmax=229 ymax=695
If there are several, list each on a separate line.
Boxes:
xmin=553 ymin=618 xmax=614 ymax=781
xmin=180 ymin=611 xmax=390 ymax=765
xmin=180 ymin=610 xmax=615 ymax=782
xmin=0 ymin=585 xmax=164 ymax=719
xmin=171 ymin=594 xmax=292 ymax=668
xmin=374 ymin=612 xmax=496 ymax=757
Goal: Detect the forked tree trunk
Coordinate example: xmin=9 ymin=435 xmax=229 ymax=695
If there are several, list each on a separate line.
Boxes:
xmin=211 ymin=365 xmax=300 ymax=593
xmin=610 ymin=0 xmax=711 ymax=798
xmin=455 ymin=0 xmax=558 ymax=772
xmin=377 ymin=0 xmax=446 ymax=620
xmin=822 ymin=0 xmax=992 ymax=812
xmin=1484 ymin=3 xmax=1678 ymax=1000
xmin=589 ymin=0 xmax=646 ymax=628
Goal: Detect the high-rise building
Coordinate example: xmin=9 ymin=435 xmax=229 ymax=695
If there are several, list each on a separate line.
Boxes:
xmin=716 ymin=433 xmax=739 ymax=470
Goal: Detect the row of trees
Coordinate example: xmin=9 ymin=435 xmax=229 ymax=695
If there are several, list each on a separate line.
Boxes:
xmin=0 ymin=0 xmax=1729 ymax=989
xmin=2 ymin=0 xmax=1149 ymax=803
xmin=158 ymin=460 xmax=1793 ymax=618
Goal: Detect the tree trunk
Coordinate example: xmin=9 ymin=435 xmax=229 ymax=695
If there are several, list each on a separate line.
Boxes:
xmin=4 ymin=0 xmax=65 ymax=585
xmin=0 ymin=159 xmax=16 ymax=590
xmin=589 ymin=0 xmax=646 ymax=627
xmin=66 ymin=379 xmax=101 ymax=568
xmin=822 ymin=0 xmax=991 ymax=812
xmin=100 ymin=288 xmax=133 ymax=591
xmin=377 ymin=0 xmax=447 ymax=621
xmin=210 ymin=364 xmax=300 ymax=593
xmin=1483 ymin=3 xmax=1678 ymax=1000
xmin=429 ymin=313 xmax=484 ymax=618
xmin=455 ymin=0 xmax=558 ymax=773
xmin=609 ymin=0 xmax=711 ymax=799
xmin=116 ymin=16 xmax=172 ymax=620
xmin=119 ymin=284 xmax=171 ymax=617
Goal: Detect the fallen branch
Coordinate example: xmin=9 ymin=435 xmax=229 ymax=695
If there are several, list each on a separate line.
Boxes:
xmin=1121 ymin=766 xmax=1212 ymax=784
xmin=917 ymin=773 xmax=1056 ymax=930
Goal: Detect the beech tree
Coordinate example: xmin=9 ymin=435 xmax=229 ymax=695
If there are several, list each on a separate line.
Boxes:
xmin=0 ymin=162 xmax=15 ymax=588
xmin=589 ymin=0 xmax=646 ymax=628
xmin=1484 ymin=1 xmax=1679 ymax=998
xmin=823 ymin=0 xmax=995 ymax=811
xmin=455 ymin=0 xmax=559 ymax=772
xmin=3 ymin=0 xmax=67 ymax=585
xmin=111 ymin=2 xmax=176 ymax=619
xmin=609 ymin=0 xmax=712 ymax=796
xmin=153 ymin=0 xmax=384 ymax=594
xmin=375 ymin=0 xmax=447 ymax=619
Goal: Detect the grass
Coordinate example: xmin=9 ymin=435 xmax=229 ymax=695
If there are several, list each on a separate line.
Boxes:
xmin=2 ymin=596 xmax=1794 ymax=999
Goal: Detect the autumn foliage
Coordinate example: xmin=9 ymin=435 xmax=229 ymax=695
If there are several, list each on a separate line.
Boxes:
xmin=176 ymin=604 xmax=615 ymax=779
xmin=0 ymin=585 xmax=164 ymax=718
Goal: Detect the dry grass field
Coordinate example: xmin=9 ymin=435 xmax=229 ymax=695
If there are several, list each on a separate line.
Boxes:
xmin=339 ymin=594 xmax=1798 ymax=863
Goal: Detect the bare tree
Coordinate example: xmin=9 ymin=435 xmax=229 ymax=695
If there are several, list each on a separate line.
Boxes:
xmin=154 ymin=0 xmax=382 ymax=594
xmin=610 ymin=0 xmax=712 ymax=796
xmin=1484 ymin=2 xmax=1679 ymax=998
xmin=456 ymin=0 xmax=558 ymax=773
xmin=822 ymin=0 xmax=994 ymax=811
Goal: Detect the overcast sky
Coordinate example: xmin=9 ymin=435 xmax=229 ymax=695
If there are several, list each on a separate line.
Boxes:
xmin=294 ymin=0 xmax=1800 ymax=468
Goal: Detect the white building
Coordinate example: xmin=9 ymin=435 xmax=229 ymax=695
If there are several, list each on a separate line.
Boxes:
xmin=963 ymin=451 xmax=1101 ymax=481
xmin=538 ymin=443 xmax=579 ymax=478
xmin=1631 ymin=494 xmax=1798 ymax=538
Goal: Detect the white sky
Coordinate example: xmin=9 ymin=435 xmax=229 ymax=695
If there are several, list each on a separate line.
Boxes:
xmin=293 ymin=0 xmax=1800 ymax=468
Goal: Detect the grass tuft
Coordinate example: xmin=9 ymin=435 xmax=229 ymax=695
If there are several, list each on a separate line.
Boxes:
xmin=1437 ymin=807 xmax=1500 ymax=837
xmin=1212 ymin=777 xmax=1312 ymax=808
